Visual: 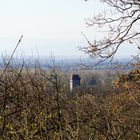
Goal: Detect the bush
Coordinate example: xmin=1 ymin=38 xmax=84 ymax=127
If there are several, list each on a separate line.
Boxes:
xmin=0 ymin=58 xmax=139 ymax=139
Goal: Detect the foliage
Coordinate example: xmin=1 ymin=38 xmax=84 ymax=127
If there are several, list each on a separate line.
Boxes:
xmin=113 ymin=69 xmax=140 ymax=93
xmin=0 ymin=58 xmax=139 ymax=139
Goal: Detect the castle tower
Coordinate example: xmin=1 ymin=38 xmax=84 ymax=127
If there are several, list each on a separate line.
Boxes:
xmin=70 ymin=74 xmax=80 ymax=92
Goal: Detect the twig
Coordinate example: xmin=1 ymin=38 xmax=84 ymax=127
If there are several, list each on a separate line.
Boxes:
xmin=0 ymin=35 xmax=23 ymax=79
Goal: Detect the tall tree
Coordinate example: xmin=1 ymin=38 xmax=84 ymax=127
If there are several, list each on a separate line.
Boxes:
xmin=82 ymin=0 xmax=140 ymax=63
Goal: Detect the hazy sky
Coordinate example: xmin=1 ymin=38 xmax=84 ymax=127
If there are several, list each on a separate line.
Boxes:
xmin=0 ymin=0 xmax=138 ymax=58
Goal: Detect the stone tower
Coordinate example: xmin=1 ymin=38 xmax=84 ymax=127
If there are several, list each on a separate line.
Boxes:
xmin=70 ymin=74 xmax=80 ymax=92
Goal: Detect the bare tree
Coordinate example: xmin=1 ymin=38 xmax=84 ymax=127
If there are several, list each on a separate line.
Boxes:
xmin=82 ymin=0 xmax=140 ymax=63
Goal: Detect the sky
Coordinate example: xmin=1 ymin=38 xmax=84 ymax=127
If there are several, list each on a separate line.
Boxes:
xmin=0 ymin=0 xmax=138 ymax=59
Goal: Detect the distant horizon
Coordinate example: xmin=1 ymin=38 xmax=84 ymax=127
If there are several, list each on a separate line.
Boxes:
xmin=0 ymin=52 xmax=135 ymax=61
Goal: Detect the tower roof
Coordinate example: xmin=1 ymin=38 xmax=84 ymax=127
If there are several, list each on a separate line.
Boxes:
xmin=71 ymin=74 xmax=80 ymax=80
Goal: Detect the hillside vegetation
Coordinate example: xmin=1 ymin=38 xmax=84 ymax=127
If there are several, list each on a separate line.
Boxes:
xmin=0 ymin=59 xmax=139 ymax=140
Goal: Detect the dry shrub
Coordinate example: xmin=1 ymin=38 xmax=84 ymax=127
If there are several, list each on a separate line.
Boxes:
xmin=0 ymin=59 xmax=139 ymax=139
